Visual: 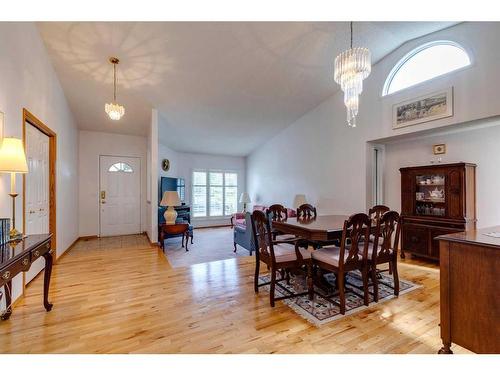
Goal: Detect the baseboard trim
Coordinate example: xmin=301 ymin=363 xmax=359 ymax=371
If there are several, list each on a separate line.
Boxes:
xmin=55 ymin=236 xmax=81 ymax=263
xmin=78 ymin=235 xmax=98 ymax=241
xmin=144 ymin=231 xmax=159 ymax=247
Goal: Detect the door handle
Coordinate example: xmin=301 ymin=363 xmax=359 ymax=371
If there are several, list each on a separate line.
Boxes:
xmin=101 ymin=200 xmax=106 ymax=204
xmin=100 ymin=191 xmax=106 ymax=199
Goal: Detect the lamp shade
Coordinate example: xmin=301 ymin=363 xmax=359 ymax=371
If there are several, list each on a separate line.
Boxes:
xmin=160 ymin=191 xmax=180 ymax=207
xmin=0 ymin=137 xmax=28 ymax=173
xmin=239 ymin=192 xmax=251 ymax=204
xmin=293 ymin=194 xmax=307 ymax=209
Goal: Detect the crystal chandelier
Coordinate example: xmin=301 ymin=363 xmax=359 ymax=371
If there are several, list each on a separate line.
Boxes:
xmin=334 ymin=22 xmax=371 ymax=127
xmin=105 ymin=57 xmax=125 ymax=121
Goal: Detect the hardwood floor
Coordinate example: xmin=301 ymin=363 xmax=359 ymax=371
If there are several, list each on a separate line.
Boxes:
xmin=0 ymin=231 xmax=470 ymax=354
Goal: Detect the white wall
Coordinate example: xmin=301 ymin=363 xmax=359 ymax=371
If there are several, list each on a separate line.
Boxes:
xmin=78 ymin=130 xmax=147 ymax=237
xmin=157 ymin=144 xmax=246 ymax=227
xmin=0 ymin=23 xmax=79 ymax=308
xmin=247 ymin=22 xmax=500 ymax=226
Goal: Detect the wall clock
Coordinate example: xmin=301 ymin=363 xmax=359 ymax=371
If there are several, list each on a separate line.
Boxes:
xmin=162 ymin=159 xmax=170 ymax=172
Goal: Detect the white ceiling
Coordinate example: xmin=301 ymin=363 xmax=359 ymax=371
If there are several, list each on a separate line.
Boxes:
xmin=37 ymin=22 xmax=457 ymax=156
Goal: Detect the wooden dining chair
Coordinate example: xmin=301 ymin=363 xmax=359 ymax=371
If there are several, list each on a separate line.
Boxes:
xmin=311 ymin=213 xmax=371 ymax=314
xmin=368 ymin=211 xmax=401 ymax=302
xmin=368 ymin=204 xmax=393 ymax=274
xmin=266 ymin=204 xmax=288 ymax=222
xmin=296 ymin=204 xmax=317 ymax=220
xmin=266 ymin=204 xmax=295 ymax=241
xmin=369 ymin=205 xmax=390 ymax=223
xmin=251 ymin=210 xmax=314 ymax=307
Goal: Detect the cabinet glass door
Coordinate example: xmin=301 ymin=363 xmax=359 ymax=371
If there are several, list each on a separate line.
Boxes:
xmin=415 ymin=174 xmax=445 ymax=216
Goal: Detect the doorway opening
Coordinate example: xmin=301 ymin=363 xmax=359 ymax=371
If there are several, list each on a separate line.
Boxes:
xmin=22 ymin=109 xmax=57 ymax=287
xmin=372 ymin=144 xmax=385 ymax=206
xmin=22 ymin=108 xmax=57 ymax=250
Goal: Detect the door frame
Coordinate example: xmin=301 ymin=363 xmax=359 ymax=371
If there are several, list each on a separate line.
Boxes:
xmin=22 ymin=108 xmax=57 ymax=251
xmin=98 ymin=154 xmax=142 ymax=237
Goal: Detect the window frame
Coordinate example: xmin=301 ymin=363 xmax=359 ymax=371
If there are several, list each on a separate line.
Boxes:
xmin=108 ymin=162 xmax=134 ymax=173
xmin=191 ymin=169 xmax=238 ymax=219
xmin=382 ymin=40 xmax=472 ymax=97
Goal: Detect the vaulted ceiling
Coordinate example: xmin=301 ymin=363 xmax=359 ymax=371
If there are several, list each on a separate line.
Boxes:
xmin=37 ymin=22 xmax=457 ymax=156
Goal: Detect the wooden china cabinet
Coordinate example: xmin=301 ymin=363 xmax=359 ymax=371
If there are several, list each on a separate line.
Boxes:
xmin=399 ymin=162 xmax=476 ymax=261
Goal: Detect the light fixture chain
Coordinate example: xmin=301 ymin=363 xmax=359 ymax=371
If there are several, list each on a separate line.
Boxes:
xmin=350 ymin=21 xmax=353 ymax=49
xmin=113 ymin=62 xmax=117 ymax=102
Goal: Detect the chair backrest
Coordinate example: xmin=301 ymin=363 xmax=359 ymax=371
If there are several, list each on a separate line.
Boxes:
xmin=339 ymin=213 xmax=371 ymax=268
xmin=250 ymin=210 xmax=275 ymax=264
xmin=372 ymin=211 xmax=401 ymax=261
xmin=297 ymin=204 xmax=317 ymax=220
xmin=266 ymin=204 xmax=288 ymax=222
xmin=369 ymin=205 xmax=390 ymax=223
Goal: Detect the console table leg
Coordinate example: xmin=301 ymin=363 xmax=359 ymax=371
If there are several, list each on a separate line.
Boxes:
xmin=438 ymin=342 xmax=453 ymax=354
xmin=42 ymin=251 xmax=53 ymax=312
xmin=1 ymin=281 xmax=13 ymax=320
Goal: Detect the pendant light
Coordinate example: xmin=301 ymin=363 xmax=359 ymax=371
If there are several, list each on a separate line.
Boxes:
xmin=105 ymin=57 xmax=125 ymax=121
xmin=334 ymin=22 xmax=371 ymax=127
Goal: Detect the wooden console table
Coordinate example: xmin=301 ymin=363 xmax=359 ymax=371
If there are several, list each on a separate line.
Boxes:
xmin=0 ymin=234 xmax=53 ymax=320
xmin=159 ymin=223 xmax=193 ymax=251
xmin=437 ymin=227 xmax=500 ymax=353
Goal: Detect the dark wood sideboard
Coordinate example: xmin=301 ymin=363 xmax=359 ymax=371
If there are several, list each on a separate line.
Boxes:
xmin=437 ymin=227 xmax=500 ymax=354
xmin=0 ymin=234 xmax=53 ymax=320
xmin=400 ymin=163 xmax=476 ymax=261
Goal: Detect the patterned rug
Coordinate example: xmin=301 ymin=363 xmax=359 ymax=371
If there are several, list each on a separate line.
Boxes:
xmin=258 ymin=270 xmax=420 ymax=326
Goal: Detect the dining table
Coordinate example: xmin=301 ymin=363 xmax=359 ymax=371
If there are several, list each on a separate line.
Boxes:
xmin=272 ymin=214 xmax=350 ymax=242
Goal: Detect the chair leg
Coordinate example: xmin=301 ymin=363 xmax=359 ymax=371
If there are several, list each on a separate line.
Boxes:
xmin=371 ymin=263 xmax=379 ymax=302
xmin=388 ymin=261 xmax=393 ymax=275
xmin=233 ymin=242 xmax=237 ymax=253
xmin=362 ymin=266 xmax=369 ymax=306
xmin=181 ymin=234 xmax=185 ymax=248
xmin=270 ymin=266 xmax=276 ymax=307
xmin=338 ymin=271 xmax=346 ymax=315
xmin=254 ymin=260 xmax=260 ymax=293
xmin=307 ymin=261 xmax=314 ymax=300
xmin=392 ymin=259 xmax=400 ymax=296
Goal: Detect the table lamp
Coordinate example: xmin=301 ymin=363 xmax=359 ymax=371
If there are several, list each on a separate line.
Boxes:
xmin=293 ymin=194 xmax=307 ymax=209
xmin=0 ymin=137 xmax=29 ymax=240
xmin=239 ymin=192 xmax=251 ymax=212
xmin=160 ymin=191 xmax=180 ymax=224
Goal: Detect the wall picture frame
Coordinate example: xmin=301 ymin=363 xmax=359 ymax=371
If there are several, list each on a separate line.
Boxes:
xmin=393 ymin=87 xmax=453 ymax=129
xmin=433 ymin=144 xmax=446 ymax=155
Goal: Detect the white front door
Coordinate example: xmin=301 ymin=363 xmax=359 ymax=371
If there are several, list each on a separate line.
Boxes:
xmin=99 ymin=155 xmax=141 ymax=237
xmin=25 ymin=124 xmax=50 ymax=284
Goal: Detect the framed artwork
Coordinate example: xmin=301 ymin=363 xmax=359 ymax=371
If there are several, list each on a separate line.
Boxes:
xmin=393 ymin=87 xmax=453 ymax=129
xmin=433 ymin=144 xmax=446 ymax=155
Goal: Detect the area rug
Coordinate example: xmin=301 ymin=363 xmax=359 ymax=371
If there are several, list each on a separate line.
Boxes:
xmin=258 ymin=271 xmax=420 ymax=326
xmin=163 ymin=227 xmax=248 ymax=268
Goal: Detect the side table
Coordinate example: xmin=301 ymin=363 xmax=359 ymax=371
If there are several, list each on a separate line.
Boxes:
xmin=159 ymin=223 xmax=193 ymax=251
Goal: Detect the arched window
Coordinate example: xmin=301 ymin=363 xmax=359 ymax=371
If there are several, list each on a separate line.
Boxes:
xmin=108 ymin=162 xmax=133 ymax=173
xmin=383 ymin=41 xmax=471 ymax=96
